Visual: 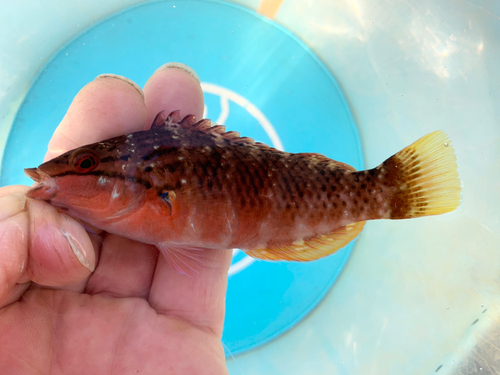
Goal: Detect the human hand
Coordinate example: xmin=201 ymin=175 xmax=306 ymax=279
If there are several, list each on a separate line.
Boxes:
xmin=0 ymin=64 xmax=232 ymax=375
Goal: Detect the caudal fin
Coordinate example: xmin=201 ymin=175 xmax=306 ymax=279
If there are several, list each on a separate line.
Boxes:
xmin=382 ymin=130 xmax=461 ymax=219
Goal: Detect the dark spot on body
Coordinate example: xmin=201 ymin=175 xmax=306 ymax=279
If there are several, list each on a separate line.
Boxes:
xmin=141 ymin=147 xmax=178 ymax=161
xmin=214 ymin=177 xmax=222 ymax=190
xmin=253 ymin=184 xmax=259 ymax=196
xmin=295 ymin=183 xmax=302 ymax=197
xmin=100 ymin=156 xmax=115 ymax=163
xmin=144 ymin=166 xmax=153 ymax=172
xmin=120 ymin=155 xmax=131 ymax=161
xmin=233 ymin=181 xmax=241 ymax=195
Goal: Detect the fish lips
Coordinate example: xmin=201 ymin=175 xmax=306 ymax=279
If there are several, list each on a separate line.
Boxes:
xmin=24 ymin=168 xmax=59 ymax=201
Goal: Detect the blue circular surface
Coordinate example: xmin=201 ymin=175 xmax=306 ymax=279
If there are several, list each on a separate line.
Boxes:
xmin=1 ymin=0 xmax=363 ymax=356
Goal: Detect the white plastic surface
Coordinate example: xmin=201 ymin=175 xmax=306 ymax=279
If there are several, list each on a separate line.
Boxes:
xmin=1 ymin=1 xmax=499 ymax=374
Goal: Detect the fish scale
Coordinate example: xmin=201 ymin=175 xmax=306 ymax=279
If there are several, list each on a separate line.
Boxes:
xmin=25 ymin=111 xmax=461 ymax=275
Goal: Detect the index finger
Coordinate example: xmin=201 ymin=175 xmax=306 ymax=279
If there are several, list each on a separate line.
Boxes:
xmin=45 ymin=74 xmax=148 ymax=161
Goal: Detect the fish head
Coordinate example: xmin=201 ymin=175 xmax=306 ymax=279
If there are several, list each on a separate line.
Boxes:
xmin=24 ymin=142 xmax=149 ymax=225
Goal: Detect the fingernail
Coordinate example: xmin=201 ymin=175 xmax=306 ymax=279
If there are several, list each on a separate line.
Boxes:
xmin=94 ymin=74 xmax=145 ymax=100
xmin=60 ymin=229 xmax=95 ymax=272
xmin=155 ymin=62 xmax=201 ymax=84
xmin=0 ymin=193 xmax=26 ymax=221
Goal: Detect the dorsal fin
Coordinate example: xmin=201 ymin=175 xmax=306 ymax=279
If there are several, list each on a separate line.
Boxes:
xmin=243 ymin=221 xmax=365 ymax=261
xmin=297 ymin=153 xmax=357 ymax=171
xmin=151 ymin=110 xmax=183 ymax=129
xmin=178 ymin=114 xmax=197 ymax=127
xmin=151 ymin=110 xmax=168 ymax=128
xmin=186 ymin=119 xmax=272 ymax=149
xmin=154 ymin=110 xmax=274 ymax=150
xmin=165 ymin=110 xmax=182 ymax=125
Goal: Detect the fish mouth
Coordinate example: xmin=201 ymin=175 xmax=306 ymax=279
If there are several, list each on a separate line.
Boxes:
xmin=24 ymin=168 xmax=59 ymax=200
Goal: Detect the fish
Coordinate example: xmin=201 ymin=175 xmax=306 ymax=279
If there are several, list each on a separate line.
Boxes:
xmin=25 ymin=110 xmax=461 ymax=275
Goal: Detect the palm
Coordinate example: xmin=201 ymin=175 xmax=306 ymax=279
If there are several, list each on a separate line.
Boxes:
xmin=0 ymin=66 xmax=231 ymax=374
xmin=1 ymin=243 xmax=226 ymax=374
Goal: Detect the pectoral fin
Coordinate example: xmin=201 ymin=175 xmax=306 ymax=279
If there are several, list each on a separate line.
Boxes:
xmin=243 ymin=221 xmax=365 ymax=261
xmin=157 ymin=243 xmax=205 ymax=277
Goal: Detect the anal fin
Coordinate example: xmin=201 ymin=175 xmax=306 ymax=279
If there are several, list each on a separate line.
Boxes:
xmin=157 ymin=243 xmax=205 ymax=277
xmin=243 ymin=221 xmax=365 ymax=262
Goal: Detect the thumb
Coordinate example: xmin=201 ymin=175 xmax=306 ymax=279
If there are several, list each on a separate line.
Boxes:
xmin=26 ymin=198 xmax=96 ymax=287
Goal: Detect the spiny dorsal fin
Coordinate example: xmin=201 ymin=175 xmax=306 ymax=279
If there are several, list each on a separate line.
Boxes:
xmin=178 ymin=114 xmax=197 ymax=127
xmin=243 ymin=221 xmax=365 ymax=262
xmin=151 ymin=110 xmax=184 ymax=129
xmin=151 ymin=110 xmax=168 ymax=128
xmin=155 ymin=110 xmax=273 ymax=150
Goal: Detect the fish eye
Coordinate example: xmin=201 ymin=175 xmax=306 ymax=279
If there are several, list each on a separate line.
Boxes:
xmin=69 ymin=149 xmax=100 ymax=173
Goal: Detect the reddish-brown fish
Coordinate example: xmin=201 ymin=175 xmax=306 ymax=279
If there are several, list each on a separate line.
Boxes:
xmin=25 ymin=111 xmax=461 ymax=275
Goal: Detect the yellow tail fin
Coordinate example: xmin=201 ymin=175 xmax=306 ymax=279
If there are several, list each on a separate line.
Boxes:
xmin=384 ymin=130 xmax=461 ymax=219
